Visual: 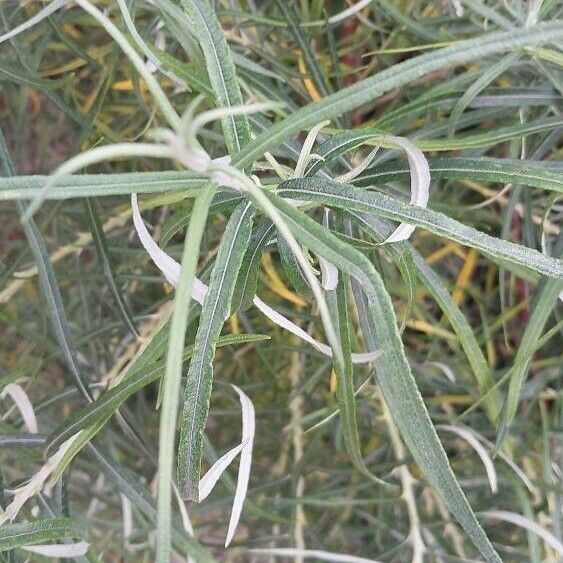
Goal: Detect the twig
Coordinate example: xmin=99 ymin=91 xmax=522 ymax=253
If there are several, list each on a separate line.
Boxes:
xmin=381 ymin=398 xmax=426 ymax=563
xmin=288 ymin=350 xmax=306 ymax=563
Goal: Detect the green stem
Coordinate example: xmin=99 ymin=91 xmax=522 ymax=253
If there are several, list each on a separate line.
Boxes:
xmin=156 ymin=185 xmax=215 ymax=563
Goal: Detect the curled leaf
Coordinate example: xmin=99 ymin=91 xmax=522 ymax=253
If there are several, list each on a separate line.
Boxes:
xmin=438 ymin=425 xmax=498 ymax=493
xmin=319 ymin=209 xmax=338 ymax=291
xmin=0 ymin=434 xmax=81 ymax=524
xmin=1 ymin=383 xmax=38 ymax=434
xmin=335 ymin=146 xmax=380 ymax=184
xmin=294 ymin=121 xmax=330 ymax=178
xmin=198 ymin=443 xmax=245 ymax=503
xmin=131 ymin=194 xmax=207 ymax=303
xmin=225 ymin=384 xmax=255 ymax=547
xmin=480 ymin=511 xmax=563 ymax=556
xmin=383 ymin=136 xmax=430 ymax=243
xmin=195 ymin=385 xmax=255 ymax=546
xmin=21 ymin=541 xmax=90 ymax=558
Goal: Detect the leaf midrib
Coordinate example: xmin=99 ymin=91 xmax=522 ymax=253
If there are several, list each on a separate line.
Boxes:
xmin=184 ymin=203 xmax=252 ymax=478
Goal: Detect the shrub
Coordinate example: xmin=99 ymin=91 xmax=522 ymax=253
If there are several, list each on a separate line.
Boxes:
xmin=0 ymin=1 xmax=562 ymax=561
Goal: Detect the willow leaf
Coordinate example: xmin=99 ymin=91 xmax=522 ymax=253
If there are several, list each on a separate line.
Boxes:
xmin=277 ymin=177 xmax=563 ymax=278
xmin=262 ymin=191 xmax=501 ymax=562
xmin=3 ymin=151 xmax=557 ymax=202
xmin=348 ymin=212 xmax=500 ymax=422
xmin=0 ymin=518 xmax=86 ymax=551
xmin=232 ymin=219 xmax=275 ymax=312
xmin=374 ymin=88 xmax=561 ymax=129
xmin=497 ymin=254 xmax=563 ymax=448
xmin=178 ymin=203 xmax=254 ymax=500
xmin=152 ymin=48 xmax=213 ymax=96
xmin=329 ymin=273 xmax=391 ymax=487
xmin=155 ymin=184 xmax=217 ymax=563
xmin=415 ymin=117 xmax=563 ymax=151
xmin=307 ymin=124 xmax=563 ymax=182
xmin=448 ymin=53 xmax=520 ymax=137
xmin=179 ymin=0 xmax=252 ymax=155
xmin=278 ymin=233 xmax=313 ymax=298
xmin=357 ymin=157 xmax=563 ymax=194
xmin=0 ymin=171 xmax=208 ymax=200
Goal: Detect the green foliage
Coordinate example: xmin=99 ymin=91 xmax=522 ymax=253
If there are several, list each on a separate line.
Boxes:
xmin=0 ymin=1 xmax=561 ymax=561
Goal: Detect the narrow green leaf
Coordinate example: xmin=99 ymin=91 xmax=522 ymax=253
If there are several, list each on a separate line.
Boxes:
xmin=0 ymin=518 xmax=86 ymax=551
xmin=232 ymin=52 xmax=284 ymax=82
xmin=179 ymin=0 xmax=252 ymax=155
xmin=2 ymin=150 xmax=559 ymax=203
xmin=329 ymin=272 xmax=391 ymax=487
xmin=84 ymin=198 xmax=138 ymax=337
xmin=0 ymin=171 xmax=209 ymax=200
xmin=416 ymin=117 xmax=563 ymax=151
xmin=262 ymin=191 xmax=501 ymax=562
xmin=307 ymin=128 xmax=563 ymax=185
xmin=231 ymin=219 xmax=274 ymax=312
xmin=357 ymin=156 xmax=563 ymax=194
xmin=278 ymin=233 xmax=313 ymax=298
xmin=448 ymin=53 xmax=520 ymax=137
xmin=178 ymin=202 xmax=253 ymax=500
xmin=0 ymin=433 xmax=45 ymax=449
xmin=157 ymin=185 xmax=216 ymax=563
xmin=152 ymin=48 xmax=213 ymax=96
xmin=390 ymin=243 xmax=418 ymax=332
xmin=348 ymin=212 xmax=500 ymax=422
xmin=374 ymin=88 xmax=562 ymax=129
xmin=497 ymin=258 xmax=563 ymax=448
xmin=278 ymin=177 xmax=563 ymax=278
xmin=49 ymin=415 xmax=109 ymax=486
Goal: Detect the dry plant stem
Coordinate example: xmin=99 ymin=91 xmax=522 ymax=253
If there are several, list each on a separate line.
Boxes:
xmin=102 ymin=302 xmax=172 ymax=388
xmin=288 ymin=350 xmax=306 ymax=562
xmin=270 ymin=401 xmax=290 ymax=563
xmin=422 ymin=488 xmax=467 ymax=558
xmin=381 ymin=398 xmax=426 ymax=563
